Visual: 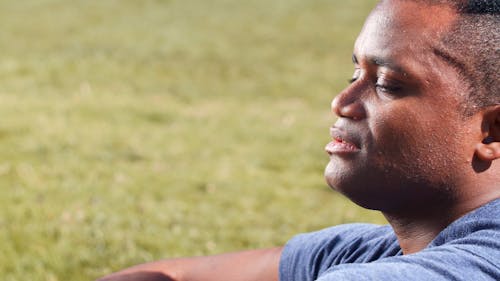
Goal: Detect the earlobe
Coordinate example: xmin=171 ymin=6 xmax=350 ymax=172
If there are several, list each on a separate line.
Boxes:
xmin=475 ymin=142 xmax=500 ymax=161
xmin=475 ymin=106 xmax=500 ymax=161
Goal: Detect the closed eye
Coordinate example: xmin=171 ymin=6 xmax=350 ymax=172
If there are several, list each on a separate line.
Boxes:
xmin=349 ymin=68 xmax=362 ymax=84
xmin=375 ymin=75 xmax=403 ymax=94
xmin=375 ymin=83 xmax=402 ymax=93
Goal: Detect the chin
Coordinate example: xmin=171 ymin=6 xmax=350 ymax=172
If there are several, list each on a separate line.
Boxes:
xmin=325 ymin=163 xmax=373 ymax=209
xmin=326 ymin=181 xmax=381 ymax=211
xmin=324 ymin=162 xmax=402 ymax=211
xmin=326 ymin=168 xmax=453 ymax=213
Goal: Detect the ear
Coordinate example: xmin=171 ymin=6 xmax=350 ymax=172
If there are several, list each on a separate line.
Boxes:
xmin=475 ymin=105 xmax=500 ymax=162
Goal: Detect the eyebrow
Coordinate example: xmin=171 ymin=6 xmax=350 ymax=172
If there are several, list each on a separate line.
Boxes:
xmin=371 ymin=57 xmax=407 ymax=73
xmin=352 ymin=54 xmax=407 ymax=74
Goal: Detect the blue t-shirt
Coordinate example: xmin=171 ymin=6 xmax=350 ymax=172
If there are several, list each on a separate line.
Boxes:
xmin=280 ymin=199 xmax=500 ymax=281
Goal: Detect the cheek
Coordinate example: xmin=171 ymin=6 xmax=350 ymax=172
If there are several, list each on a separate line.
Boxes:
xmin=370 ymin=107 xmax=423 ymax=151
xmin=368 ymin=108 xmax=459 ymax=178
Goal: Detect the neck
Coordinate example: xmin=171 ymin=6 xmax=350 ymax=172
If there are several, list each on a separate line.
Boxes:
xmin=383 ymin=192 xmax=500 ymax=254
xmin=383 ymin=210 xmax=452 ymax=254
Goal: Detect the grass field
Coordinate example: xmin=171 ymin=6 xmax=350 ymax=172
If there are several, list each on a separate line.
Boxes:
xmin=0 ymin=0 xmax=383 ymax=280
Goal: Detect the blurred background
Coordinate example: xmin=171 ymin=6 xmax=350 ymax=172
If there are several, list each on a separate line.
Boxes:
xmin=0 ymin=0 xmax=383 ymax=280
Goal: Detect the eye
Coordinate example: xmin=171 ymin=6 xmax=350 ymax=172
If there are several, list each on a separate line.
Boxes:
xmin=375 ymin=76 xmax=402 ymax=95
xmin=348 ymin=68 xmax=361 ymax=84
xmin=375 ymin=83 xmax=401 ymax=93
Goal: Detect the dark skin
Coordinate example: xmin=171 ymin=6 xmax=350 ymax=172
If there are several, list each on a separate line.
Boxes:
xmin=98 ymin=248 xmax=282 ymax=281
xmin=98 ymin=1 xmax=500 ymax=280
xmin=325 ymin=0 xmax=500 ymax=253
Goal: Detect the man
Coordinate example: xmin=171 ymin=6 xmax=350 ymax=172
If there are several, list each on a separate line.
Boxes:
xmin=99 ymin=0 xmax=499 ymax=280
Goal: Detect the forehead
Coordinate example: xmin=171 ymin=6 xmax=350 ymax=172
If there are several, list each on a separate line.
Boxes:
xmin=354 ymin=0 xmax=458 ymax=67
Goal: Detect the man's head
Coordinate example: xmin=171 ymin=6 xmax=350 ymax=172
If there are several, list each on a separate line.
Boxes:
xmin=324 ymin=0 xmax=500 ymax=213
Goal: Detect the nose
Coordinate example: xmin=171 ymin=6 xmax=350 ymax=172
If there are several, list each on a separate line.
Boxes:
xmin=331 ymin=86 xmax=367 ymax=120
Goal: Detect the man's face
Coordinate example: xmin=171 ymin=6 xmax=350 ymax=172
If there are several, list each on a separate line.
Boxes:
xmin=324 ymin=1 xmax=483 ymax=212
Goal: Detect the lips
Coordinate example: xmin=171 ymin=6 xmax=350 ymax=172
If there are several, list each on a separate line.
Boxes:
xmin=325 ymin=127 xmax=361 ymax=155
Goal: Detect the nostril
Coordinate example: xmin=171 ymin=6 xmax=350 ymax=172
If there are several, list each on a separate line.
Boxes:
xmin=336 ymin=102 xmax=366 ymax=120
xmin=331 ymin=86 xmax=367 ymax=120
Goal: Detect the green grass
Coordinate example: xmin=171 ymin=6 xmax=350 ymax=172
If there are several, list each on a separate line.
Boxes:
xmin=0 ymin=0 xmax=383 ymax=280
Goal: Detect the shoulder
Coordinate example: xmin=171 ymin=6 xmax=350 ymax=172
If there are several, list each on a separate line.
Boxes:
xmin=313 ymin=200 xmax=500 ymax=281
xmin=279 ymin=223 xmax=400 ymax=281
xmin=432 ymin=198 xmax=500 ymax=247
xmin=284 ymin=223 xmax=398 ymax=261
xmin=280 ymin=200 xmax=500 ymax=281
xmin=427 ymin=199 xmax=500 ymax=264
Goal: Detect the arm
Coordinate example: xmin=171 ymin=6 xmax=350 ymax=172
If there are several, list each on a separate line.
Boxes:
xmin=97 ymin=247 xmax=283 ymax=281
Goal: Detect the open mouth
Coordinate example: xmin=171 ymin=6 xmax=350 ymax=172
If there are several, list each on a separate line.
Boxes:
xmin=334 ymin=137 xmax=346 ymax=143
xmin=325 ymin=135 xmax=360 ymax=155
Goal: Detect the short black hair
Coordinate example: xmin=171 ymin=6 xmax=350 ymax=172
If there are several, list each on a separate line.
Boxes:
xmin=461 ymin=0 xmax=500 ymax=14
xmin=449 ymin=0 xmax=500 ymax=114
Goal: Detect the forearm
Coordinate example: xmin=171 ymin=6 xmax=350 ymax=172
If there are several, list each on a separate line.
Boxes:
xmin=97 ymin=247 xmax=283 ymax=281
